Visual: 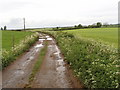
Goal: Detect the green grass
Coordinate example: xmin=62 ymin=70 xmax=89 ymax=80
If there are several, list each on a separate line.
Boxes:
xmin=65 ymin=28 xmax=118 ymax=48
xmin=2 ymin=31 xmax=33 ymax=50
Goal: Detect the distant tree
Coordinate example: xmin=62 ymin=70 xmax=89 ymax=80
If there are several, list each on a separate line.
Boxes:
xmin=74 ymin=25 xmax=77 ymax=28
xmin=88 ymin=23 xmax=98 ymax=28
xmin=4 ymin=26 xmax=7 ymax=30
xmin=78 ymin=24 xmax=83 ymax=28
xmin=88 ymin=25 xmax=96 ymax=28
xmin=96 ymin=22 xmax=102 ymax=28
xmin=1 ymin=27 xmax=3 ymax=30
xmin=56 ymin=27 xmax=59 ymax=30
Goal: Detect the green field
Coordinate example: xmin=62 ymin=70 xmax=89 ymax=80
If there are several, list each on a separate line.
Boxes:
xmin=2 ymin=31 xmax=33 ymax=50
xmin=65 ymin=28 xmax=118 ymax=48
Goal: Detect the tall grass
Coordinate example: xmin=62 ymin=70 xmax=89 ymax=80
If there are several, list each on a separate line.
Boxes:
xmin=47 ymin=31 xmax=119 ymax=88
xmin=1 ymin=32 xmax=39 ymax=70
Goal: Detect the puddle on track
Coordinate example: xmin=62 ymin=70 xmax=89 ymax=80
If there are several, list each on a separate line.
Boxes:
xmin=35 ymin=44 xmax=43 ymax=48
xmin=39 ymin=38 xmax=46 ymax=41
xmin=46 ymin=36 xmax=49 ymax=38
xmin=47 ymin=38 xmax=53 ymax=40
xmin=14 ymin=70 xmax=25 ymax=75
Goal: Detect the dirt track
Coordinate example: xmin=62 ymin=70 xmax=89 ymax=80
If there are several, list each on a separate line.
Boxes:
xmin=2 ymin=33 xmax=83 ymax=88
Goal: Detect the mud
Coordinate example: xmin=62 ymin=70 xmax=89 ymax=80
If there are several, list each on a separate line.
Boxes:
xmin=2 ymin=33 xmax=84 ymax=88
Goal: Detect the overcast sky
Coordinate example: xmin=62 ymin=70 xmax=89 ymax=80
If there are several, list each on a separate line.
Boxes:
xmin=0 ymin=0 xmax=119 ymax=29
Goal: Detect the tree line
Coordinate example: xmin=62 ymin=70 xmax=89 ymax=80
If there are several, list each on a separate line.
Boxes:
xmin=53 ymin=22 xmax=119 ymax=31
xmin=52 ymin=22 xmax=102 ymax=31
xmin=1 ymin=26 xmax=7 ymax=30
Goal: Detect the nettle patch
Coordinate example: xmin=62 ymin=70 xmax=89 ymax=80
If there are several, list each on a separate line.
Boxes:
xmin=48 ymin=31 xmax=119 ymax=88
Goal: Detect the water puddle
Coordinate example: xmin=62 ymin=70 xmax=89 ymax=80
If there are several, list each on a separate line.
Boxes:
xmin=35 ymin=44 xmax=43 ymax=48
xmin=56 ymin=59 xmax=65 ymax=72
xmin=22 ymin=60 xmax=30 ymax=67
xmin=54 ymin=45 xmax=66 ymax=76
xmin=39 ymin=35 xmax=53 ymax=41
xmin=35 ymin=49 xmax=39 ymax=52
xmin=14 ymin=70 xmax=24 ymax=75
xmin=57 ymin=59 xmax=64 ymax=65
xmin=46 ymin=36 xmax=50 ymax=38
xmin=56 ymin=66 xmax=65 ymax=73
xmin=39 ymin=39 xmax=46 ymax=41
xmin=54 ymin=45 xmax=62 ymax=60
xmin=47 ymin=38 xmax=52 ymax=40
xmin=48 ymin=45 xmax=53 ymax=48
xmin=54 ymin=52 xmax=59 ymax=55
xmin=54 ymin=53 xmax=62 ymax=60
xmin=29 ymin=56 xmax=34 ymax=60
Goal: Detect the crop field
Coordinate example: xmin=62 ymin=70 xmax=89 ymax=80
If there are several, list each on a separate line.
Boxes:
xmin=2 ymin=31 xmax=33 ymax=50
xmin=65 ymin=28 xmax=118 ymax=48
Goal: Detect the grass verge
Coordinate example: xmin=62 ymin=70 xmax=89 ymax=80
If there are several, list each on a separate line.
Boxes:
xmin=44 ymin=31 xmax=119 ymax=88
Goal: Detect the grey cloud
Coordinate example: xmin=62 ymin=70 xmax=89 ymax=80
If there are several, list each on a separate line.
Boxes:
xmin=1 ymin=18 xmax=24 ymax=29
xmin=0 ymin=1 xmax=31 ymax=13
xmin=119 ymin=1 xmax=120 ymax=24
xmin=0 ymin=0 xmax=118 ymax=29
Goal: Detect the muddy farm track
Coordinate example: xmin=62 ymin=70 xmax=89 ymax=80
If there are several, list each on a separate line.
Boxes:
xmin=2 ymin=33 xmax=84 ymax=88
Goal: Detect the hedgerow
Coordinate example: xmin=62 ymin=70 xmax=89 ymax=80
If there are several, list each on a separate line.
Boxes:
xmin=1 ymin=32 xmax=39 ymax=70
xmin=47 ymin=31 xmax=119 ymax=88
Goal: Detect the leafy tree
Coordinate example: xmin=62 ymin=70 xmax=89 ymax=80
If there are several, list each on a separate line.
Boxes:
xmin=4 ymin=26 xmax=7 ymax=30
xmin=1 ymin=27 xmax=3 ymax=30
xmin=74 ymin=25 xmax=77 ymax=28
xmin=56 ymin=27 xmax=59 ymax=30
xmin=78 ymin=24 xmax=83 ymax=28
xmin=97 ymin=22 xmax=102 ymax=28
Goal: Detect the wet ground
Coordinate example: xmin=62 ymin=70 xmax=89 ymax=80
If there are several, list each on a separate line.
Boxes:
xmin=2 ymin=33 xmax=83 ymax=88
xmin=31 ymin=36 xmax=72 ymax=88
